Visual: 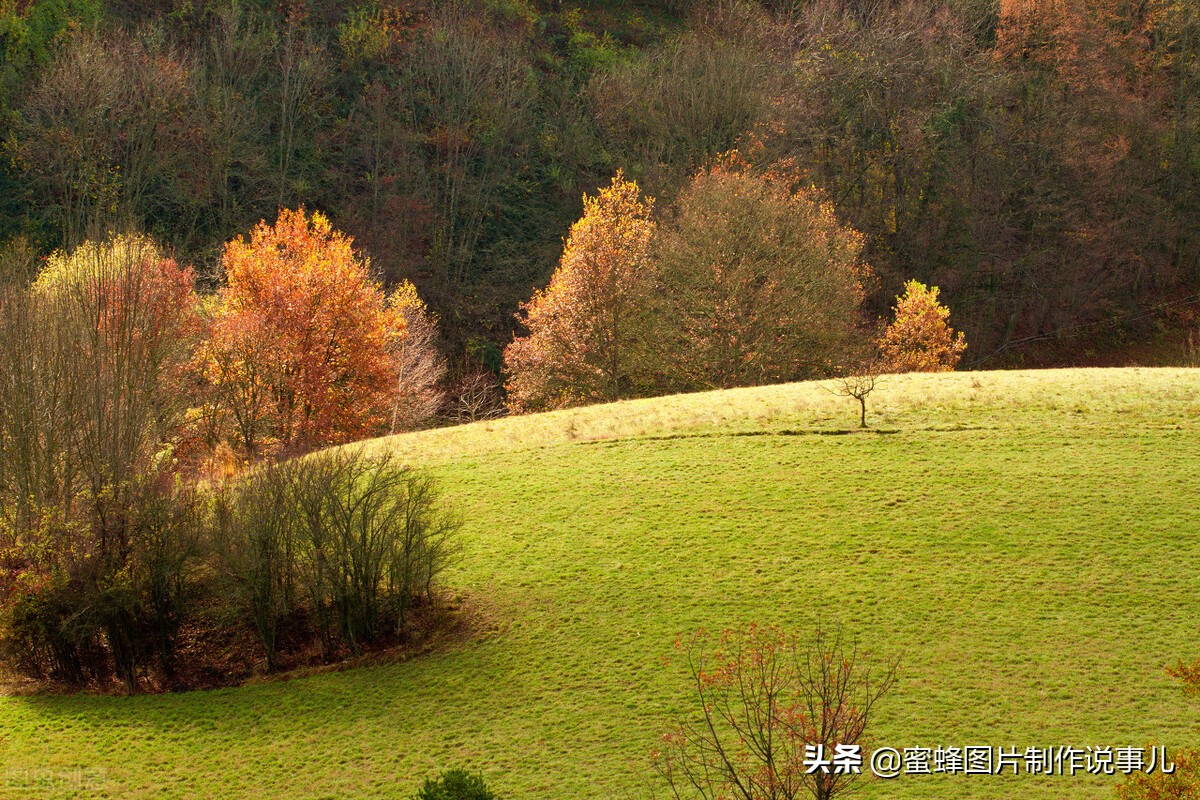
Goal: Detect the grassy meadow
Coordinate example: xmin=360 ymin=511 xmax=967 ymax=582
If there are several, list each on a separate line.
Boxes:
xmin=1 ymin=367 xmax=1199 ymax=799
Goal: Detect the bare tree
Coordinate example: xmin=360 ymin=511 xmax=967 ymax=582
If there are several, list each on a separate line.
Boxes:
xmin=274 ymin=5 xmax=325 ymax=210
xmin=0 ymin=283 xmax=79 ymax=546
xmin=653 ymin=623 xmax=897 ymax=800
xmin=402 ymin=3 xmax=536 ymax=290
xmin=449 ymin=368 xmax=507 ymax=424
xmin=831 ymin=372 xmax=880 ymax=429
xmin=196 ymin=2 xmax=274 ymax=245
xmin=0 ymin=236 xmax=39 ymax=286
xmin=388 ymin=282 xmax=448 ymax=433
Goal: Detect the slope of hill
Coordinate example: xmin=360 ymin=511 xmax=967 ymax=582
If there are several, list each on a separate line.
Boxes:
xmin=1 ymin=368 xmax=1198 ymax=799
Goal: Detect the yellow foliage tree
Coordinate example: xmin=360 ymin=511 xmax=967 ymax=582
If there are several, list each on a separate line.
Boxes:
xmin=878 ymin=280 xmax=967 ymax=372
xmin=504 ymin=172 xmax=655 ymax=413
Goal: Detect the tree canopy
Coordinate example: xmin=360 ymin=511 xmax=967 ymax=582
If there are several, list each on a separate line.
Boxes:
xmin=0 ymin=0 xmax=1196 ymax=366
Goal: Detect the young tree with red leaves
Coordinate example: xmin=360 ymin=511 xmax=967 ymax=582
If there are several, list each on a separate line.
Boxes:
xmin=199 ymin=208 xmax=406 ymax=454
xmin=878 ymin=281 xmax=966 ymax=373
xmin=1114 ymin=659 xmax=1200 ymax=798
xmin=504 ymin=172 xmax=655 ymax=413
xmin=653 ymin=623 xmax=897 ymax=800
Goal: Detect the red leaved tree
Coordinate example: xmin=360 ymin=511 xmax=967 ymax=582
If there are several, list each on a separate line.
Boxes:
xmin=503 ymin=172 xmax=655 ymax=413
xmin=877 ymin=281 xmax=967 ymax=373
xmin=653 ymin=623 xmax=897 ymax=800
xmin=199 ymin=208 xmax=405 ymax=454
xmin=1115 ymin=659 xmax=1200 ymax=798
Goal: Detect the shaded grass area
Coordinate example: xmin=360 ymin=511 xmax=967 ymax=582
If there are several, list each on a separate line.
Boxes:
xmin=1 ymin=368 xmax=1199 ymax=799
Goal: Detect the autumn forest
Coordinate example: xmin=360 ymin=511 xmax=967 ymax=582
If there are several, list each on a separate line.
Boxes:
xmin=2 ymin=0 xmax=1198 ymax=365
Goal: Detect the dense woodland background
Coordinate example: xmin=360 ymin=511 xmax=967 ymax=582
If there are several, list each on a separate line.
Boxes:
xmin=1 ymin=0 xmax=1199 ymax=368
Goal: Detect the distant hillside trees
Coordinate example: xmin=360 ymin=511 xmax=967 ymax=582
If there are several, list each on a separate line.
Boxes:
xmin=407 ymin=5 xmax=538 ymax=293
xmin=504 ymin=161 xmax=876 ymax=410
xmin=2 ymin=0 xmax=1200 ymax=365
xmin=504 ymin=173 xmax=656 ymax=413
xmin=646 ymin=159 xmax=872 ymax=391
xmin=9 ymin=29 xmax=199 ymax=250
xmin=763 ymin=0 xmax=1200 ymax=360
xmin=878 ymin=280 xmax=967 ymax=373
xmin=588 ymin=29 xmax=777 ymax=198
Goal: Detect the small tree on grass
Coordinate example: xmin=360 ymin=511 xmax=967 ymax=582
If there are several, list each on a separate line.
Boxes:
xmin=878 ymin=281 xmax=966 ymax=373
xmin=653 ymin=623 xmax=897 ymax=800
xmin=832 ymin=371 xmax=880 ymax=429
xmin=449 ymin=368 xmax=506 ymax=424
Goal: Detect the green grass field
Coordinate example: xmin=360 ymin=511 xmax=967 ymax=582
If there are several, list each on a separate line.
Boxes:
xmin=2 ymin=367 xmax=1199 ymax=799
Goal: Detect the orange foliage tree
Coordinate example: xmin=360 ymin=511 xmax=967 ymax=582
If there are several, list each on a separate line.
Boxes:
xmin=198 ymin=208 xmax=407 ymax=454
xmin=878 ymin=280 xmax=967 ymax=373
xmin=504 ymin=172 xmax=655 ymax=413
xmin=1115 ymin=751 xmax=1200 ymax=799
xmin=997 ymin=0 xmax=1150 ymax=93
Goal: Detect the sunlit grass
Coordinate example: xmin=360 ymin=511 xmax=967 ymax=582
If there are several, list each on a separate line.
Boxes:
xmin=1 ymin=367 xmax=1198 ymax=799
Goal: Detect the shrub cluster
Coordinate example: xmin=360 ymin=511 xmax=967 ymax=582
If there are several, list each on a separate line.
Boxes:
xmin=415 ymin=769 xmax=496 ymax=800
xmin=0 ymin=446 xmax=460 ymax=690
xmin=0 ymin=237 xmax=201 ymax=689
xmin=213 ymin=449 xmax=461 ymax=670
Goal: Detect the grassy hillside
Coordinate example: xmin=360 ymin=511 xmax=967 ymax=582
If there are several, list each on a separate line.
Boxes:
xmin=2 ymin=368 xmax=1199 ymax=799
